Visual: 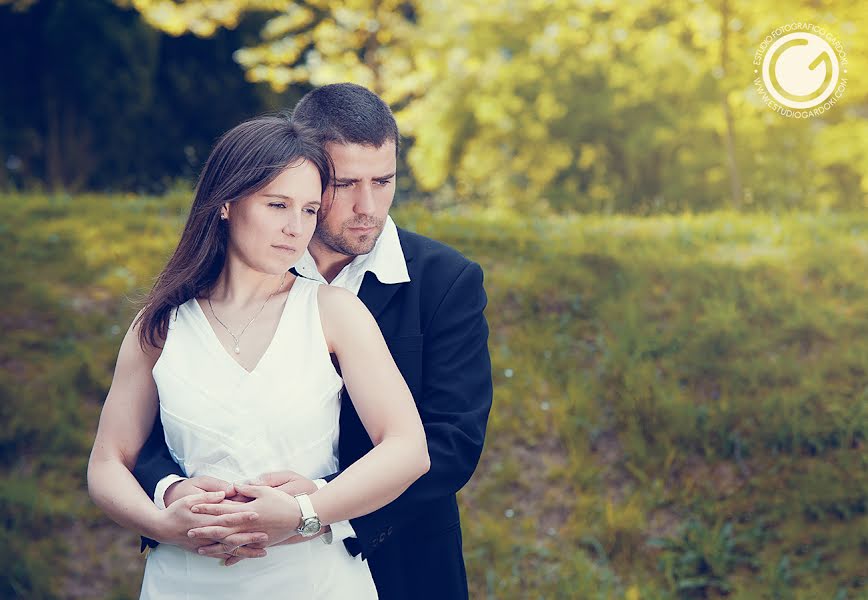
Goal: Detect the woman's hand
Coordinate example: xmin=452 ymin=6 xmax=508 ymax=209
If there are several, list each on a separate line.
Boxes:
xmin=151 ymin=491 xmax=264 ymax=556
xmin=189 ymin=484 xmax=302 ymax=554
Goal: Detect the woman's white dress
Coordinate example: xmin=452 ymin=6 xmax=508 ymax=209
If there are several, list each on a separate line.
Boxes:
xmin=140 ymin=277 xmax=377 ymax=599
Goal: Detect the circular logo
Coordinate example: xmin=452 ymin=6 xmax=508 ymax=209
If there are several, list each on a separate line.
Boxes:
xmin=761 ymin=32 xmax=839 ymax=109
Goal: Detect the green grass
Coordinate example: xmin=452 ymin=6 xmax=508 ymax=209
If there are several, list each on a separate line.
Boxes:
xmin=3 ymin=193 xmax=867 ymax=598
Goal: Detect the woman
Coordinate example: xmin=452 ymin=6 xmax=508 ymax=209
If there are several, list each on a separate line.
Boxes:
xmin=87 ymin=116 xmax=429 ymax=598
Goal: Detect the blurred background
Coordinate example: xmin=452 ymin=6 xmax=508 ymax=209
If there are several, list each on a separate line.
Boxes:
xmin=1 ymin=0 xmax=866 ymax=598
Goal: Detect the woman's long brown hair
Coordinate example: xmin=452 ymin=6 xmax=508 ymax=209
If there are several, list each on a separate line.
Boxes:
xmin=135 ymin=115 xmax=332 ymax=350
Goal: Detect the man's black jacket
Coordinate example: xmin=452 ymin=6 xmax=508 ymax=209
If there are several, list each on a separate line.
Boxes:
xmin=134 ymin=227 xmax=493 ymax=599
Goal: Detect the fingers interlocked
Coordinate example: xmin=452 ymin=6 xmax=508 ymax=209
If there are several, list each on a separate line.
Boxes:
xmin=183 ymin=490 xmax=271 ymax=564
xmin=196 ymin=533 xmax=269 ymax=559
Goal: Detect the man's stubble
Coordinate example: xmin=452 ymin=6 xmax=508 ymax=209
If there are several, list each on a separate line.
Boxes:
xmin=315 ymin=217 xmax=385 ymax=258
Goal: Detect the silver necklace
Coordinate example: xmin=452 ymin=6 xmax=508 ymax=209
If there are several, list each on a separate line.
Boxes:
xmin=207 ymin=271 xmax=288 ymax=354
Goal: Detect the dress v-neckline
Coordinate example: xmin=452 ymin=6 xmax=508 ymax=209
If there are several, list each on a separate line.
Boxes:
xmin=191 ymin=277 xmax=302 ymax=375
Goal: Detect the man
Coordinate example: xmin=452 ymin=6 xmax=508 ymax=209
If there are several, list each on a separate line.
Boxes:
xmin=133 ymin=82 xmax=492 ymax=599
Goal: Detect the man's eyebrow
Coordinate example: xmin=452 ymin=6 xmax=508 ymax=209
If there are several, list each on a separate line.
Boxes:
xmin=334 ymin=172 xmax=397 ymax=183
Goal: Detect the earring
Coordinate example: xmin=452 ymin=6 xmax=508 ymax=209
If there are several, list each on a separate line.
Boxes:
xmin=220 ymin=214 xmax=228 ymax=220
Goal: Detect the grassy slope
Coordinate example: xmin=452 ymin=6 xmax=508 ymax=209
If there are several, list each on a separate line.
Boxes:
xmin=2 ymin=193 xmax=867 ymax=599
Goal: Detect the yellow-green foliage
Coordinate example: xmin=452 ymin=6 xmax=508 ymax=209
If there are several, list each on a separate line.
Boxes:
xmin=3 ymin=193 xmax=867 ymax=598
xmin=127 ymin=0 xmax=868 ymax=212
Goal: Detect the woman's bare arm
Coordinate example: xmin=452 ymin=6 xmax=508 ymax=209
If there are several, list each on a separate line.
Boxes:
xmin=188 ymin=286 xmax=429 ymax=545
xmin=307 ymin=285 xmax=430 ymax=524
xmin=87 ymin=311 xmax=254 ymax=548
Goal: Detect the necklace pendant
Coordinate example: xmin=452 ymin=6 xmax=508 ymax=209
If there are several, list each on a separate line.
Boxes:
xmin=234 ymin=345 xmax=241 ymax=354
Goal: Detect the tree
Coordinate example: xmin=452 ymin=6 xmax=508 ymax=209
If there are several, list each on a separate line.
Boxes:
xmin=8 ymin=0 xmax=867 ymax=209
xmin=0 ymin=0 xmax=288 ymax=192
xmin=130 ymin=0 xmax=868 ymax=211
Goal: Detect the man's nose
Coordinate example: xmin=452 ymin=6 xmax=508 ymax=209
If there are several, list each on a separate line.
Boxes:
xmin=354 ymin=185 xmax=376 ymax=216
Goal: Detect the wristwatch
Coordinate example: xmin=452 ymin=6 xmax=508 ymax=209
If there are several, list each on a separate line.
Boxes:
xmin=293 ymin=493 xmax=322 ymax=537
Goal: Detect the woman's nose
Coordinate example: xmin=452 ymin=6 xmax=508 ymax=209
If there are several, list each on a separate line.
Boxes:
xmin=283 ymin=212 xmax=303 ymax=236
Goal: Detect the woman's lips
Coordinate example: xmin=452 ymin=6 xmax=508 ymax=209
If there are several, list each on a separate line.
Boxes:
xmin=272 ymin=245 xmax=297 ymax=253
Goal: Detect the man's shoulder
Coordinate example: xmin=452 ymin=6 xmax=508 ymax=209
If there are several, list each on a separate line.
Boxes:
xmin=394 ymin=227 xmax=486 ymax=328
xmin=396 ymin=227 xmax=476 ymax=273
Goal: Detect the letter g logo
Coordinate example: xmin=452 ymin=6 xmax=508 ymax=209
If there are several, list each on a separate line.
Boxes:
xmin=761 ymin=32 xmax=840 ymax=109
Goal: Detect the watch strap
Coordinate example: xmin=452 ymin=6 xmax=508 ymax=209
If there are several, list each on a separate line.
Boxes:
xmin=293 ymin=493 xmax=316 ymax=520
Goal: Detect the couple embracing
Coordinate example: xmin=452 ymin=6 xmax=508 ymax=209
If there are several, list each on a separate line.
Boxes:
xmin=88 ymin=83 xmax=493 ymax=599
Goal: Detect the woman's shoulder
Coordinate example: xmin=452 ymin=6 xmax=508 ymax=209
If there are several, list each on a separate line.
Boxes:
xmin=314 ymin=283 xmax=376 ymax=350
xmin=314 ymin=281 xmax=365 ymax=313
xmin=119 ymin=307 xmax=164 ymax=370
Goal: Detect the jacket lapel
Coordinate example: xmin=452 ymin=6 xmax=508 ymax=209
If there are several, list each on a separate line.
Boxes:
xmin=357 ymin=226 xmax=416 ymax=319
xmin=358 ymin=271 xmax=402 ymax=319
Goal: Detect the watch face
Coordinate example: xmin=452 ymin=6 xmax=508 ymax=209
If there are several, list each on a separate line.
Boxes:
xmin=300 ymin=518 xmax=321 ymax=536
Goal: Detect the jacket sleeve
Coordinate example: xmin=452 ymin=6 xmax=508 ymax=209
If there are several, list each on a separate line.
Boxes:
xmin=348 ymin=261 xmax=493 ymax=558
xmin=133 ymin=415 xmax=185 ymax=550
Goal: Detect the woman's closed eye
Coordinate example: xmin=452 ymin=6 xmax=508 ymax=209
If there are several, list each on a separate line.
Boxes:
xmin=269 ymin=202 xmax=317 ymax=215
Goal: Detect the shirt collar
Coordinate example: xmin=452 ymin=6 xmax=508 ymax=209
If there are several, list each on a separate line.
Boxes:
xmin=294 ymin=215 xmax=410 ymax=285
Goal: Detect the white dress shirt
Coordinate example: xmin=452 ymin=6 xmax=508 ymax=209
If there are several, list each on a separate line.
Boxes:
xmin=154 ymin=216 xmax=410 ymax=546
xmin=293 ymin=215 xmax=410 ymax=294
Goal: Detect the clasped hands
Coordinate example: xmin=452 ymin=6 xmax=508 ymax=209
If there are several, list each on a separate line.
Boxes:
xmin=156 ymin=470 xmax=328 ymax=567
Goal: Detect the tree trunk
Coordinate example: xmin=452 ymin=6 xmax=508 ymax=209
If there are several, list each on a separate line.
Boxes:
xmin=364 ymin=0 xmax=384 ymax=96
xmin=721 ymin=0 xmax=743 ymax=208
xmin=43 ymin=75 xmax=64 ymax=192
xmin=0 ymin=143 xmax=7 ymax=190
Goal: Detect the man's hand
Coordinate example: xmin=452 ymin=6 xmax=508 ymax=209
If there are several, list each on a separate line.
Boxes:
xmin=250 ymin=470 xmax=319 ymax=496
xmin=151 ymin=491 xmax=265 ymax=558
xmin=189 ymin=484 xmax=301 ymax=554
xmin=164 ymin=476 xmax=236 ymax=507
xmin=215 ymin=524 xmax=332 ymax=566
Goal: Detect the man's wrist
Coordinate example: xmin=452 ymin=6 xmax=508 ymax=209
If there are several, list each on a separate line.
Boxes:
xmin=320 ymin=525 xmax=333 ymax=544
xmin=155 ymin=474 xmax=187 ymax=509
xmin=328 ymin=519 xmax=357 ymax=542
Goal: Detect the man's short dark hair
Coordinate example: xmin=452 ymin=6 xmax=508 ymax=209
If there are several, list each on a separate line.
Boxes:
xmin=291 ymin=83 xmax=400 ymax=153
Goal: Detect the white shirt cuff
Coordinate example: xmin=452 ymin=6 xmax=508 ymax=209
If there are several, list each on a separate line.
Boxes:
xmin=328 ymin=519 xmax=357 ymax=542
xmin=313 ymin=478 xmax=357 ymax=541
xmin=154 ymin=474 xmax=187 ymax=510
